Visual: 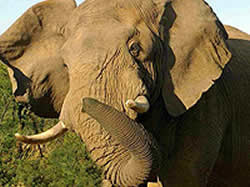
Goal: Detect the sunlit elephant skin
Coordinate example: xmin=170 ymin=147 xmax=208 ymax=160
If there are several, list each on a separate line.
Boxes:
xmin=1 ymin=0 xmax=250 ymax=186
xmin=225 ymin=25 xmax=250 ymax=40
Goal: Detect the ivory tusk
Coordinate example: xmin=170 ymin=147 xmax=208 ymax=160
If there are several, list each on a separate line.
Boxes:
xmin=147 ymin=177 xmax=163 ymax=187
xmin=125 ymin=95 xmax=150 ymax=113
xmin=15 ymin=121 xmax=68 ymax=144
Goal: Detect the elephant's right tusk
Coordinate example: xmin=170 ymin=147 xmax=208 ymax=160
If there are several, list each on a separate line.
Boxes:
xmin=15 ymin=121 xmax=68 ymax=144
xmin=125 ymin=95 xmax=150 ymax=113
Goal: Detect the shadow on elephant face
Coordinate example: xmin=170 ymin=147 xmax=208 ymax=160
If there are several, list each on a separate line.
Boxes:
xmin=0 ymin=0 xmax=76 ymax=117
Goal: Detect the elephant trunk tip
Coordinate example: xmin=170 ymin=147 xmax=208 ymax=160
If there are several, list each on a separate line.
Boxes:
xmin=82 ymin=97 xmax=100 ymax=113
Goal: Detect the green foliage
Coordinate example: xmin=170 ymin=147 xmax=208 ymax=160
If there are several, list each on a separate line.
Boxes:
xmin=0 ymin=63 xmax=101 ymax=186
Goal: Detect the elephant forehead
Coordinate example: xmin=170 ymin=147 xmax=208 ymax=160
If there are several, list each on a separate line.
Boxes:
xmin=70 ymin=0 xmax=157 ymax=23
xmin=61 ymin=21 xmax=133 ymax=66
xmin=75 ymin=21 xmax=131 ymax=47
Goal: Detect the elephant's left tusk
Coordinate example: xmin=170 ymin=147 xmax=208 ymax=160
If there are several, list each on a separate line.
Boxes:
xmin=125 ymin=95 xmax=150 ymax=113
xmin=147 ymin=177 xmax=163 ymax=187
xmin=15 ymin=121 xmax=68 ymax=144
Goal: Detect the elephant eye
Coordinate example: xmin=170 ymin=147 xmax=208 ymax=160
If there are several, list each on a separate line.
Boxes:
xmin=129 ymin=42 xmax=141 ymax=57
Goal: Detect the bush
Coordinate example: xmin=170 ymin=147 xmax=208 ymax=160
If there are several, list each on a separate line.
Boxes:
xmin=0 ymin=63 xmax=101 ymax=186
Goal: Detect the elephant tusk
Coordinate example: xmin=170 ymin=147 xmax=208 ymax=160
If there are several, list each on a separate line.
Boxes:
xmin=147 ymin=177 xmax=163 ymax=187
xmin=15 ymin=121 xmax=68 ymax=144
xmin=125 ymin=95 xmax=150 ymax=113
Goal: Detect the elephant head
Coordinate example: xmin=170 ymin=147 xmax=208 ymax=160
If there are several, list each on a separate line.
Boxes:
xmin=10 ymin=0 xmax=232 ymax=186
xmin=0 ymin=0 xmax=76 ymax=117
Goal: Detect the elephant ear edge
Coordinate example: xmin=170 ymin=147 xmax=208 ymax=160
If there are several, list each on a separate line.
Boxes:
xmin=158 ymin=0 xmax=232 ymax=116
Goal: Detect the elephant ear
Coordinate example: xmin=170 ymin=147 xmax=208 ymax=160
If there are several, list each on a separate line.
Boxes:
xmin=0 ymin=0 xmax=76 ymax=117
xmin=158 ymin=0 xmax=232 ymax=116
xmin=0 ymin=0 xmax=76 ymax=61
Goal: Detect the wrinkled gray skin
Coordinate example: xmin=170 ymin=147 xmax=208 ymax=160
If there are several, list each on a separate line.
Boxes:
xmin=1 ymin=0 xmax=250 ymax=186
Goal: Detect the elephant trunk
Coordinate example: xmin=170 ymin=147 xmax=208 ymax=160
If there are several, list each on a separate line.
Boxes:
xmin=82 ymin=98 xmax=159 ymax=186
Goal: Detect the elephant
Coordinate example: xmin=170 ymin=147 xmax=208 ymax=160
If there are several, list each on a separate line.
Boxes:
xmin=224 ymin=25 xmax=250 ymax=40
xmin=0 ymin=0 xmax=74 ymax=118
xmin=1 ymin=0 xmax=250 ymax=186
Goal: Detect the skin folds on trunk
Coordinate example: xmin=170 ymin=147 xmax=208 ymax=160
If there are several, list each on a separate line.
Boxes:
xmin=82 ymin=97 xmax=158 ymax=186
